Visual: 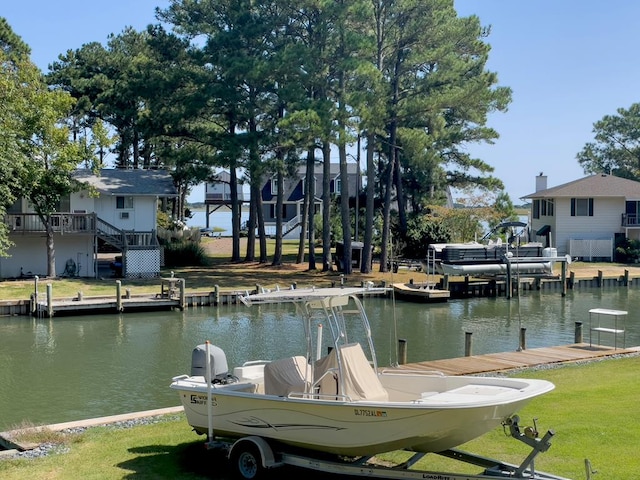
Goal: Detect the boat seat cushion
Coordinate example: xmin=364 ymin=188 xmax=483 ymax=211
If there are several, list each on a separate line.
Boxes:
xmin=315 ymin=343 xmax=388 ymax=402
xmin=264 ymin=356 xmax=311 ymax=396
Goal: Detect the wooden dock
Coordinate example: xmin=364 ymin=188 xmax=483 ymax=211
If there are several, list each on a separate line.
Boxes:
xmin=35 ymin=295 xmax=182 ymax=316
xmin=391 ymin=343 xmax=640 ymax=375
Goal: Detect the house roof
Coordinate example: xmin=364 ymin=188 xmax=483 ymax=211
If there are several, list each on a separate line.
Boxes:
xmin=522 ymin=174 xmax=640 ymax=199
xmin=74 ymin=169 xmax=177 ymax=197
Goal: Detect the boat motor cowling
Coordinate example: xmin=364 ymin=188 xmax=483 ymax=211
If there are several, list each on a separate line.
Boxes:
xmin=191 ymin=344 xmax=234 ymax=383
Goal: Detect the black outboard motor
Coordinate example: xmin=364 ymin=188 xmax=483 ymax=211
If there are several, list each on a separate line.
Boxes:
xmin=191 ymin=344 xmax=236 ymax=384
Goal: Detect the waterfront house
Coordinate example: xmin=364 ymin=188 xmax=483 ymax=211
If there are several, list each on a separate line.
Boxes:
xmin=522 ymin=173 xmax=640 ymax=260
xmin=204 ymin=164 xmax=361 ymax=239
xmin=202 ymin=171 xmax=249 ymax=230
xmin=1 ymin=169 xmax=177 ymax=279
xmin=260 ymin=163 xmax=361 ymax=239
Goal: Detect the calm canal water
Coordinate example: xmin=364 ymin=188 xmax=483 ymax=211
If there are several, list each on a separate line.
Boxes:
xmin=1 ymin=287 xmax=638 ymax=431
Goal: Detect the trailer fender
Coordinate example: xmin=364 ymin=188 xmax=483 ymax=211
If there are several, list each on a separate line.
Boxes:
xmin=229 ymin=436 xmax=282 ymax=471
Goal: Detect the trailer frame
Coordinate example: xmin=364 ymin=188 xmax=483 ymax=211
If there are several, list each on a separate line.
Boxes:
xmin=206 ymin=415 xmax=587 ymax=480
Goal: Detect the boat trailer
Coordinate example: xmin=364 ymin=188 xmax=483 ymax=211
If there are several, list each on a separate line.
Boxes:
xmin=206 ymin=415 xmax=592 ymax=479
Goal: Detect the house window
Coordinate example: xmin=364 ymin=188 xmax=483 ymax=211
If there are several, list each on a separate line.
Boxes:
xmin=571 ymin=198 xmax=593 ymax=216
xmin=334 ymin=176 xmax=341 ymax=194
xmin=116 ymin=196 xmax=134 ymax=209
xmin=271 ymin=178 xmax=278 ymax=195
xmin=55 ymin=195 xmax=71 ymax=212
xmin=533 ymin=199 xmax=554 ymax=219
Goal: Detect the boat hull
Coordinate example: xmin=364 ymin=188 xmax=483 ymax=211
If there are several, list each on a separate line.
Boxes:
xmin=392 ymin=283 xmax=450 ymax=303
xmin=171 ymin=373 xmax=553 ymax=456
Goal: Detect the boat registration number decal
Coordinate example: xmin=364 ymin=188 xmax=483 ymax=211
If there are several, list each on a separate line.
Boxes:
xmin=353 ymin=408 xmax=387 ymax=417
xmin=189 ymin=394 xmax=217 ymax=406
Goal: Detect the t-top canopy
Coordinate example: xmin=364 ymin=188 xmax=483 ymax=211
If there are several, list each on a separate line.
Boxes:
xmin=239 ymin=286 xmax=386 ymax=306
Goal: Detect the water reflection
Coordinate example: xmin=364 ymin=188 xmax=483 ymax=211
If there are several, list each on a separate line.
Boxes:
xmin=1 ymin=287 xmax=638 ymax=431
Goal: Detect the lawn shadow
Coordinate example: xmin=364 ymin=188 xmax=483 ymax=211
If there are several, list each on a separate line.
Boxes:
xmin=118 ymin=441 xmax=233 ymax=479
xmin=118 ymin=440 xmax=354 ymax=479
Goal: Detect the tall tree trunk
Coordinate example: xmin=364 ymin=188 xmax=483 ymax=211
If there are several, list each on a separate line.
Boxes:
xmin=395 ymin=154 xmax=407 ymax=236
xmin=256 ymin=177 xmax=267 ymax=263
xmin=132 ymin=128 xmax=139 ymax=168
xmin=379 ymin=52 xmax=402 ymax=273
xmin=229 ymin=162 xmax=241 ymax=262
xmin=361 ymin=132 xmax=376 ymax=273
xmin=339 ymin=141 xmax=352 ymax=275
xmin=224 ymin=117 xmax=241 ymax=262
xmin=272 ymin=168 xmax=284 ymax=266
xmin=296 ymin=159 xmax=310 ymax=264
xmin=306 ymin=151 xmax=316 ymax=270
xmin=245 ymin=188 xmax=257 ymax=262
xmin=321 ymin=141 xmax=332 ymax=271
xmin=45 ymin=216 xmax=56 ymax=278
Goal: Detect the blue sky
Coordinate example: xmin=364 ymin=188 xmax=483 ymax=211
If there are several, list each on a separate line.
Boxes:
xmin=4 ymin=1 xmax=640 ymax=203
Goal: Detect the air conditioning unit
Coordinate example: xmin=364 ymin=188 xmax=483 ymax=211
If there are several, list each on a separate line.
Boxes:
xmin=120 ymin=212 xmax=130 ymax=219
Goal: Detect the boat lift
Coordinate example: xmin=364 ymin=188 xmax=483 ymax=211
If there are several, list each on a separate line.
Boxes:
xmin=206 ymin=415 xmax=590 ymax=480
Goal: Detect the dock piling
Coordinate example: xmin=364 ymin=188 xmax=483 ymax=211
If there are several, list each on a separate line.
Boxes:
xmin=519 ymin=327 xmax=527 ymax=351
xmin=179 ymin=279 xmax=185 ymax=310
xmin=575 ymin=322 xmax=583 ymax=343
xmin=465 ymin=332 xmax=473 ymax=356
xmin=116 ymin=281 xmax=123 ymax=311
xmin=47 ymin=283 xmax=53 ymax=318
xmin=398 ymin=339 xmax=407 ymax=365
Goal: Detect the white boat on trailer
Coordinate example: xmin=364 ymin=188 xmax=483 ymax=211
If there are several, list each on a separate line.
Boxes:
xmin=171 ymin=286 xmax=578 ymax=479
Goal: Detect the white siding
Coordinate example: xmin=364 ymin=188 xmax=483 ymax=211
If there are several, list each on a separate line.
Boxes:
xmin=70 ymin=190 xmax=157 ymax=232
xmin=555 ymin=197 xmax=622 ymax=256
xmin=70 ymin=191 xmax=95 ymax=213
xmin=0 ymin=236 xmax=95 ymax=278
xmin=93 ymin=193 xmax=157 ymax=231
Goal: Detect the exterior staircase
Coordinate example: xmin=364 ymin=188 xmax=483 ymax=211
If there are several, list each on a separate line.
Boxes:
xmin=96 ymin=217 xmax=127 ymax=250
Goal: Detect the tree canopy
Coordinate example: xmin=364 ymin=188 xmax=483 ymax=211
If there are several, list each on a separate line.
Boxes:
xmin=0 ymin=18 xmax=83 ymax=274
xmin=577 ymin=103 xmax=640 ymax=180
xmin=4 ymin=0 xmax=518 ymax=271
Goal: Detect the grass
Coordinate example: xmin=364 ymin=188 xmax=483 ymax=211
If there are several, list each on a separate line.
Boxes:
xmin=1 ymin=356 xmax=638 ymax=479
xmin=381 ymin=355 xmax=640 ymax=479
xmin=1 ymin=237 xmax=639 ymax=301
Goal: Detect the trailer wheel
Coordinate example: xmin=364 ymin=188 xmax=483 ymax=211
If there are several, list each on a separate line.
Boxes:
xmin=230 ymin=442 xmax=265 ymax=479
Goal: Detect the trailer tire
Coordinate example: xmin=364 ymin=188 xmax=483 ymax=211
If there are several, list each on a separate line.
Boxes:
xmin=230 ymin=441 xmax=266 ymax=480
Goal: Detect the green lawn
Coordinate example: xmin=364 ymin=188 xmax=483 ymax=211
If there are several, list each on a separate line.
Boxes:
xmin=1 ymin=355 xmax=638 ymax=479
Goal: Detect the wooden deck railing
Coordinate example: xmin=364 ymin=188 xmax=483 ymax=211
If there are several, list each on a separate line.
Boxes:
xmin=7 ymin=213 xmax=97 ymax=234
xmin=6 ymin=213 xmax=158 ymax=250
